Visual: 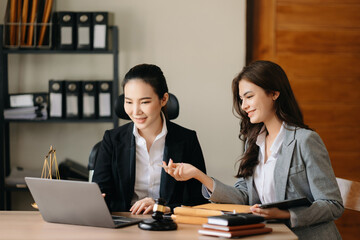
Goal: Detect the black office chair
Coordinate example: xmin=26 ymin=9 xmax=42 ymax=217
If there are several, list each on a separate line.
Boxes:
xmin=88 ymin=93 xmax=179 ymax=182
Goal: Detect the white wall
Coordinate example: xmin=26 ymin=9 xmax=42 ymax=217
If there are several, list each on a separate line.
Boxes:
xmin=1 ymin=0 xmax=246 ymax=209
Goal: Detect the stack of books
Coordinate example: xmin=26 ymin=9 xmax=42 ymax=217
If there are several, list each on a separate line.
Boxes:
xmin=4 ymin=105 xmax=47 ymax=120
xmin=4 ymin=92 xmax=48 ymax=120
xmin=171 ymin=203 xmax=251 ymax=225
xmin=198 ymin=213 xmax=272 ymax=238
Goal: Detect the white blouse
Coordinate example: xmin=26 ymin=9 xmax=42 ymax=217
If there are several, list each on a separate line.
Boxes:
xmin=253 ymin=122 xmax=285 ymax=204
xmin=131 ymin=114 xmax=167 ymax=205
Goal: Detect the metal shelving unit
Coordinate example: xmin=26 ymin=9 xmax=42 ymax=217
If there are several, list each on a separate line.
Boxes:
xmin=0 ymin=25 xmax=119 ymax=210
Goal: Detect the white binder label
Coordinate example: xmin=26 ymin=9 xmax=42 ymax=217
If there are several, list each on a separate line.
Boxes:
xmin=61 ymin=27 xmax=72 ymax=44
xmin=99 ymin=93 xmax=111 ymax=117
xmin=10 ymin=94 xmax=34 ymax=107
xmin=83 ymin=95 xmax=95 ymax=116
xmin=78 ymin=27 xmax=90 ymax=45
xmin=66 ymin=96 xmax=78 ymax=116
xmin=50 ymin=93 xmax=62 ymax=117
xmin=94 ymin=25 xmax=106 ymax=48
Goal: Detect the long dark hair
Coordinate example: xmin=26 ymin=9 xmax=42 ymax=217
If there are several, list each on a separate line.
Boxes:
xmin=122 ymin=64 xmax=169 ymax=117
xmin=232 ymin=60 xmax=310 ymax=178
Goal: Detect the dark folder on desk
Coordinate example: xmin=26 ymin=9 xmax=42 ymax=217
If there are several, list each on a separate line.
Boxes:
xmin=76 ymin=12 xmax=92 ymax=50
xmin=258 ymin=197 xmax=312 ymax=210
xmin=65 ymin=81 xmax=81 ymax=118
xmin=92 ymin=12 xmax=108 ymax=50
xmin=49 ymin=80 xmax=64 ymax=118
xmin=98 ymin=81 xmax=112 ymax=118
xmin=54 ymin=12 xmax=76 ymax=50
xmin=82 ymin=81 xmax=98 ymax=119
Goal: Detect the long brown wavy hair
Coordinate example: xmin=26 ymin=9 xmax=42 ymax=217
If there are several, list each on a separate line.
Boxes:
xmin=232 ymin=60 xmax=310 ymax=178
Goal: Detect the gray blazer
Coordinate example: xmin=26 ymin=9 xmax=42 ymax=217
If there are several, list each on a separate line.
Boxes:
xmin=206 ymin=126 xmax=344 ymax=240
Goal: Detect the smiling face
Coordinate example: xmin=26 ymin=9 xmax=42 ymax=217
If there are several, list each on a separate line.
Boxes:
xmin=124 ymin=79 xmax=168 ymax=135
xmin=238 ymin=79 xmax=279 ymax=125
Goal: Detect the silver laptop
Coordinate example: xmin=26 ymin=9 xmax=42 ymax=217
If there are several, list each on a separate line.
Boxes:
xmin=25 ymin=177 xmax=143 ymax=228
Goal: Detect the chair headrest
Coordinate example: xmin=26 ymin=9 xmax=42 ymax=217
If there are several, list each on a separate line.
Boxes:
xmin=114 ymin=93 xmax=179 ymax=120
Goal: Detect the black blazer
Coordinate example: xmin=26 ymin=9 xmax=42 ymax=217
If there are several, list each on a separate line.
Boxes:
xmin=92 ymin=121 xmax=208 ymax=212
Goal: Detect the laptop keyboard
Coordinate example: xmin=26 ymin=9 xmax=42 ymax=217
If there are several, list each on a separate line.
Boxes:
xmin=112 ymin=215 xmax=136 ymax=223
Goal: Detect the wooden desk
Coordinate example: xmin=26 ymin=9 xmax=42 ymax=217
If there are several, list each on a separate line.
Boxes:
xmin=0 ymin=211 xmax=298 ymax=240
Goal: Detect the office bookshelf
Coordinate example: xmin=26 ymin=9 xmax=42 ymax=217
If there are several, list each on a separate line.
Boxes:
xmin=0 ymin=25 xmax=119 ymax=210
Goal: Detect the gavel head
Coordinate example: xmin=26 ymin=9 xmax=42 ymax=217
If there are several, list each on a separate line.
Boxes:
xmin=152 ymin=198 xmax=167 ymax=220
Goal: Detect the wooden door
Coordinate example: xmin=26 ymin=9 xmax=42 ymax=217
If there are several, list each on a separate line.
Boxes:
xmin=247 ymin=0 xmax=360 ymax=239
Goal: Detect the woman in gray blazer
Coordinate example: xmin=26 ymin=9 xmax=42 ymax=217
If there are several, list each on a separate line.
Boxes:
xmin=163 ymin=60 xmax=344 ymax=239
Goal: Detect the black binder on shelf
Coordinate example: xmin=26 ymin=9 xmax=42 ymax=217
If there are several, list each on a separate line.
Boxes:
xmin=33 ymin=92 xmax=48 ymax=106
xmin=9 ymin=93 xmax=33 ymax=108
xmin=9 ymin=92 xmax=48 ymax=108
xmin=98 ymin=81 xmax=112 ymax=118
xmin=82 ymin=81 xmax=98 ymax=119
xmin=76 ymin=12 xmax=92 ymax=50
xmin=92 ymin=12 xmax=108 ymax=50
xmin=65 ymin=81 xmax=81 ymax=119
xmin=54 ymin=11 xmax=76 ymax=50
xmin=49 ymin=80 xmax=64 ymax=118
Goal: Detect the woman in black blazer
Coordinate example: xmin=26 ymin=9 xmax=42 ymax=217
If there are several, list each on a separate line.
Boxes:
xmin=92 ymin=64 xmax=207 ymax=214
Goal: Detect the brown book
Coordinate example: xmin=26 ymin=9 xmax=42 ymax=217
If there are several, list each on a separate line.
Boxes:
xmin=198 ymin=227 xmax=273 ymax=238
xmin=202 ymin=223 xmax=266 ymax=231
xmin=173 ymin=206 xmax=223 ymax=217
xmin=170 ymin=204 xmax=251 ymax=225
xmin=171 ymin=214 xmax=208 ymax=225
xmin=192 ymin=203 xmax=251 ymax=213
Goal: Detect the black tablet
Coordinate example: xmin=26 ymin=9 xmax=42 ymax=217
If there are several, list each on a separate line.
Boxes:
xmin=258 ymin=197 xmax=312 ymax=210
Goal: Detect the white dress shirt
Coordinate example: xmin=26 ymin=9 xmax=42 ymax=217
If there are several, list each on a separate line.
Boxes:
xmin=131 ymin=114 xmax=167 ymax=205
xmin=253 ymin=122 xmax=285 ymax=204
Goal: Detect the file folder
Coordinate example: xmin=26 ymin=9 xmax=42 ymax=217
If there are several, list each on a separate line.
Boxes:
xmin=54 ymin=12 xmax=76 ymax=50
xmin=98 ymin=81 xmax=112 ymax=118
xmin=9 ymin=92 xmax=48 ymax=108
xmin=76 ymin=12 xmax=92 ymax=50
xmin=26 ymin=0 xmax=38 ymax=47
xmin=20 ymin=0 xmax=30 ymax=46
xmin=65 ymin=81 xmax=81 ymax=119
xmin=9 ymin=0 xmax=19 ymax=46
xmin=5 ymin=0 xmax=21 ymax=47
xmin=33 ymin=92 xmax=48 ymax=106
xmin=4 ymin=105 xmax=47 ymax=120
xmin=10 ymin=93 xmax=34 ymax=108
xmin=82 ymin=81 xmax=98 ymax=119
xmin=92 ymin=12 xmax=108 ymax=50
xmin=37 ymin=0 xmax=54 ymax=47
xmin=49 ymin=80 xmax=65 ymax=118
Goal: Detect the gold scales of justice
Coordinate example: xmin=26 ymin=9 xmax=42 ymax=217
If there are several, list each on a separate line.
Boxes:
xmin=31 ymin=145 xmax=60 ymax=209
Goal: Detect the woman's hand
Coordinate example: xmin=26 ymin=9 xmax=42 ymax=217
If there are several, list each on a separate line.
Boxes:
xmin=162 ymin=159 xmax=199 ymax=181
xmin=250 ymin=204 xmax=290 ymax=219
xmin=130 ymin=197 xmax=155 ymax=215
xmin=162 ymin=159 xmax=214 ymax=192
